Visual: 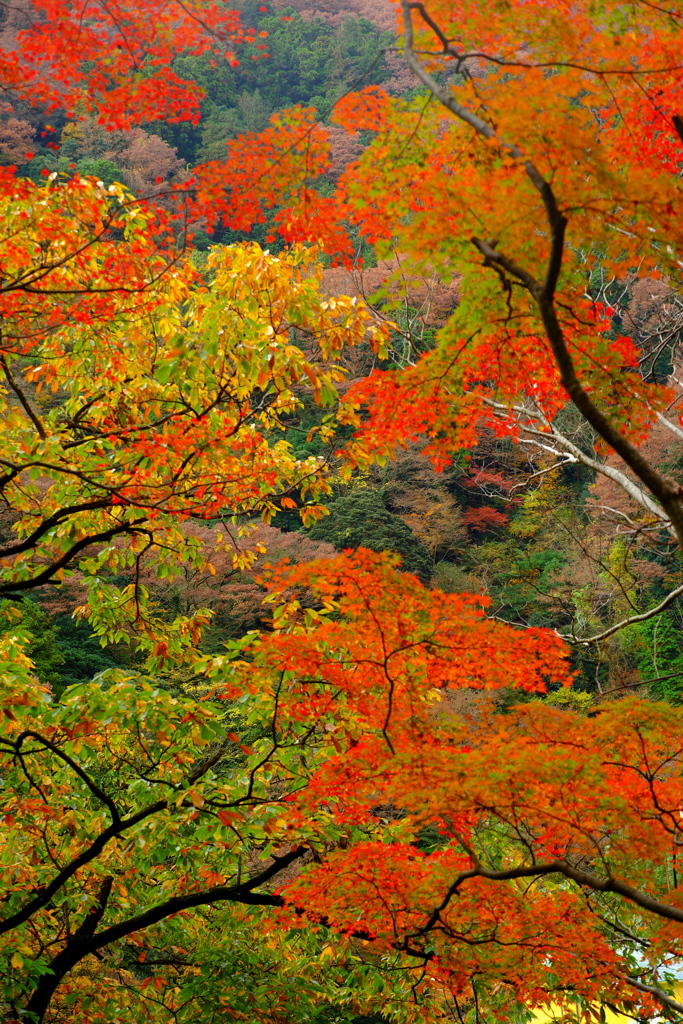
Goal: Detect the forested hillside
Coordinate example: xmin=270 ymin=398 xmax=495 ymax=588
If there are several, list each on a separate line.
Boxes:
xmin=0 ymin=0 xmax=401 ymax=248
xmin=3 ymin=0 xmax=683 ymax=1021
xmin=3 ymin=0 xmax=680 ymax=702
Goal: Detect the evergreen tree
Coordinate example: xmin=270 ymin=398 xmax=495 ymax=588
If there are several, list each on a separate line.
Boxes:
xmin=309 ymin=490 xmax=433 ymax=582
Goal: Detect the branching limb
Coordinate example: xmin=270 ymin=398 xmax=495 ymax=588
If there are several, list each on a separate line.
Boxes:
xmin=623 ymin=976 xmax=683 ymax=1015
xmin=0 ymin=799 xmax=167 ymax=936
xmin=22 ymin=847 xmax=307 ymax=1023
xmin=400 ymin=0 xmax=552 ymax=202
xmin=0 ymin=517 xmax=148 ymax=595
xmin=403 ymin=859 xmax=683 ymax=954
xmin=401 ymin=0 xmax=683 ymax=550
xmin=481 ymin=396 xmax=673 ymax=530
xmin=11 ymin=730 xmax=121 ymax=823
xmin=0 ymin=499 xmax=111 ymax=558
xmin=560 ymin=582 xmax=683 ymax=645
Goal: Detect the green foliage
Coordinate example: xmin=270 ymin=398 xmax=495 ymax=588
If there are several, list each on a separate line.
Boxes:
xmin=308 ymin=489 xmax=433 ymax=583
xmin=76 ymin=158 xmax=123 ymax=186
xmin=542 ymin=687 xmax=594 ymax=714
xmin=431 ymin=560 xmax=470 ymax=593
xmin=173 ymin=54 xmax=239 ymax=110
xmin=235 ymin=10 xmax=393 ymax=112
xmin=636 ymin=609 xmax=683 ymax=702
xmin=152 ymin=8 xmax=392 ymax=167
xmin=50 ymin=614 xmax=120 ymax=695
xmin=2 ymin=601 xmax=64 ymax=688
xmin=513 ymin=549 xmax=568 ymax=597
xmin=1 ymin=603 xmax=122 ymax=696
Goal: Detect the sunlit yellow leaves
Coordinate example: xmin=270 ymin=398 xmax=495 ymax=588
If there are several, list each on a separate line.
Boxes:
xmin=0 ymin=240 xmax=388 ymax=658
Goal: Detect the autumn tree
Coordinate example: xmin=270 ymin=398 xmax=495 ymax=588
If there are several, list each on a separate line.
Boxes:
xmin=277 ymin=0 xmax=683 ymax=646
xmin=0 ymin=236 xmax=388 ymax=655
xmin=0 ymin=548 xmax=575 ymax=1022
xmin=231 ymin=0 xmax=683 ymax=1014
xmin=7 ymin=1 xmax=683 ymax=1022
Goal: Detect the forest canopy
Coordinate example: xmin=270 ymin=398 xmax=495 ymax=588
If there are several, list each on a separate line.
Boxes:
xmin=3 ymin=0 xmax=683 ymax=1022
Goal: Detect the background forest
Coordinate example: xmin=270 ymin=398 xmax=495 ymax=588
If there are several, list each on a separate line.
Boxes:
xmin=2 ymin=0 xmax=680 ymax=706
xmin=5 ymin=0 xmax=683 ymax=1021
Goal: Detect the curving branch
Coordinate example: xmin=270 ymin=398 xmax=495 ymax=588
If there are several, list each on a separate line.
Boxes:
xmin=10 ymin=730 xmax=122 ymax=824
xmin=0 ymin=499 xmax=111 ymax=558
xmin=22 ymin=847 xmax=306 ymax=1022
xmin=0 ymin=355 xmax=46 ymax=440
xmin=400 ymin=0 xmax=683 ymax=552
xmin=624 ymin=976 xmax=683 ymax=1014
xmin=560 ymin=581 xmax=683 ymax=645
xmin=0 ymin=517 xmax=148 ymax=595
xmin=656 ymin=410 xmax=683 ymax=443
xmin=478 ymin=397 xmax=683 ymax=644
xmin=0 ymin=799 xmax=167 ymax=936
xmin=481 ymin=396 xmax=673 ymax=530
xmin=405 ymin=859 xmax=683 ymax=948
xmin=0 ymin=729 xmax=272 ymax=940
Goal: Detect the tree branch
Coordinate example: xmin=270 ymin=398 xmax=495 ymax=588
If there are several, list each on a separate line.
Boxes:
xmin=0 ymin=518 xmax=148 ymax=595
xmin=0 ymin=355 xmax=46 ymax=440
xmin=0 ymin=499 xmax=111 ymax=558
xmin=623 ymin=976 xmax=683 ymax=1015
xmin=481 ymin=396 xmax=673 ymax=531
xmin=13 ymin=730 xmax=121 ymax=822
xmin=560 ymin=582 xmax=683 ymax=645
xmin=401 ymin=0 xmax=683 ymax=552
xmin=22 ymin=847 xmax=306 ymax=1022
xmin=400 ymin=0 xmax=557 ymax=204
xmin=407 ymin=860 xmax=683 ymax=947
xmin=0 ymin=800 xmax=167 ymax=936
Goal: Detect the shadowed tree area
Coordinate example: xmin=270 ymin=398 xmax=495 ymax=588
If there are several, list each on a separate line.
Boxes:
xmin=308 ymin=489 xmax=433 ymax=582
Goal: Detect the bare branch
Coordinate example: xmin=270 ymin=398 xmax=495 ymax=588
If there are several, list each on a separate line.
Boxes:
xmin=656 ymin=410 xmax=683 ymax=442
xmin=559 ymin=581 xmax=683 ymax=645
xmin=482 ymin=396 xmax=674 ymax=531
xmin=624 ymin=976 xmax=683 ymax=1015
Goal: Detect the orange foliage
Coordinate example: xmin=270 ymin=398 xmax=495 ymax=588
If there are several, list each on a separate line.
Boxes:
xmin=0 ymin=0 xmax=252 ymax=128
xmin=5 ymin=1 xmax=683 ymax=1019
xmin=210 ymin=553 xmax=683 ymax=1013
